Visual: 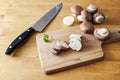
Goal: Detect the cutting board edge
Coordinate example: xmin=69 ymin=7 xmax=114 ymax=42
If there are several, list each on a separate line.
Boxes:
xmin=42 ymin=55 xmax=104 ymax=75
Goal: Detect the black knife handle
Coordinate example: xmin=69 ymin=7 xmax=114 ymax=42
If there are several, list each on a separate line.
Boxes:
xmin=5 ymin=27 xmax=35 ymax=55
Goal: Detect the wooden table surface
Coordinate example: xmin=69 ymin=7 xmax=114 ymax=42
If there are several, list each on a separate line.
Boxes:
xmin=0 ymin=0 xmax=120 ymax=80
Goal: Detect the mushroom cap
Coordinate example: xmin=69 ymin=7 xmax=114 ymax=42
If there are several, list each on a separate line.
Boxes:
xmin=79 ymin=22 xmax=94 ymax=33
xmin=93 ymin=12 xmax=105 ymax=24
xmin=94 ymin=28 xmax=110 ymax=41
xmin=81 ymin=10 xmax=92 ymax=22
xmin=86 ymin=4 xmax=98 ymax=14
xmin=71 ymin=5 xmax=83 ymax=16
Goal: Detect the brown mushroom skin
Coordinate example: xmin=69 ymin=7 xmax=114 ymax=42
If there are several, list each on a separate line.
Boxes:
xmin=94 ymin=28 xmax=110 ymax=41
xmin=71 ymin=5 xmax=83 ymax=16
xmin=79 ymin=22 xmax=94 ymax=34
xmin=81 ymin=10 xmax=92 ymax=22
xmin=93 ymin=12 xmax=105 ymax=24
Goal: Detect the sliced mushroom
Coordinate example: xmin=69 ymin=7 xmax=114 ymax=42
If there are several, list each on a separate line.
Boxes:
xmin=56 ymin=40 xmax=69 ymax=49
xmin=69 ymin=38 xmax=82 ymax=51
xmin=71 ymin=5 xmax=83 ymax=16
xmin=93 ymin=12 xmax=105 ymax=24
xmin=94 ymin=28 xmax=110 ymax=41
xmin=79 ymin=22 xmax=94 ymax=34
xmin=52 ymin=41 xmax=61 ymax=51
xmin=50 ymin=40 xmax=68 ymax=55
xmin=50 ymin=48 xmax=59 ymax=55
xmin=69 ymin=34 xmax=82 ymax=41
xmin=86 ymin=4 xmax=98 ymax=14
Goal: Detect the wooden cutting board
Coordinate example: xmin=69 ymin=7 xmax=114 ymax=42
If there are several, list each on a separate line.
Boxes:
xmin=36 ymin=26 xmax=120 ymax=75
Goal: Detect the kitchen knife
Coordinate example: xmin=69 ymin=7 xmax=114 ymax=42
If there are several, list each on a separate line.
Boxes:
xmin=5 ymin=3 xmax=63 ymax=55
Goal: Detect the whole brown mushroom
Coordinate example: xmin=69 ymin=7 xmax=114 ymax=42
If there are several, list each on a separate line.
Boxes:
xmin=79 ymin=22 xmax=94 ymax=34
xmin=94 ymin=28 xmax=110 ymax=41
xmin=71 ymin=5 xmax=83 ymax=17
xmin=86 ymin=4 xmax=98 ymax=14
xmin=78 ymin=10 xmax=92 ymax=22
xmin=93 ymin=12 xmax=105 ymax=24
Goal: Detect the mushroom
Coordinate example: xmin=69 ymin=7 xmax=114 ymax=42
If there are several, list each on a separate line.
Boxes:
xmin=70 ymin=5 xmax=83 ymax=17
xmin=50 ymin=40 xmax=68 ymax=55
xmin=56 ymin=40 xmax=69 ymax=49
xmin=69 ymin=34 xmax=82 ymax=41
xmin=79 ymin=22 xmax=94 ymax=33
xmin=94 ymin=28 xmax=110 ymax=41
xmin=69 ymin=38 xmax=82 ymax=51
xmin=93 ymin=12 xmax=105 ymax=24
xmin=86 ymin=4 xmax=98 ymax=14
xmin=62 ymin=16 xmax=75 ymax=26
xmin=77 ymin=10 xmax=92 ymax=22
xmin=69 ymin=34 xmax=82 ymax=51
xmin=50 ymin=48 xmax=59 ymax=55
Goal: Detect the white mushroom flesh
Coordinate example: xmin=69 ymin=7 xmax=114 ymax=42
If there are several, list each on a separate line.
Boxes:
xmin=56 ymin=40 xmax=69 ymax=49
xmin=69 ymin=38 xmax=82 ymax=51
xmin=69 ymin=34 xmax=82 ymax=40
xmin=62 ymin=16 xmax=74 ymax=26
xmin=69 ymin=34 xmax=82 ymax=51
xmin=72 ymin=14 xmax=77 ymax=17
xmin=77 ymin=15 xmax=83 ymax=22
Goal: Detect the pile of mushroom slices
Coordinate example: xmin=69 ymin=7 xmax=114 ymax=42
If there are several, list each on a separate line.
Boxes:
xmin=69 ymin=34 xmax=82 ymax=51
xmin=50 ymin=34 xmax=83 ymax=55
xmin=62 ymin=4 xmax=110 ymax=41
xmin=50 ymin=40 xmax=69 ymax=55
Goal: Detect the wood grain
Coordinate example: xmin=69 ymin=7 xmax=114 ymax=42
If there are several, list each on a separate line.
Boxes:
xmin=0 ymin=0 xmax=120 ymax=80
xmin=36 ymin=26 xmax=104 ymax=74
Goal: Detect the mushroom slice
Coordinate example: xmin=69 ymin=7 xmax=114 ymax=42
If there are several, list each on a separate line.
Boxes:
xmin=70 ymin=34 xmax=82 ymax=39
xmin=69 ymin=42 xmax=76 ymax=51
xmin=50 ymin=48 xmax=59 ymax=55
xmin=52 ymin=41 xmax=61 ymax=51
xmin=56 ymin=40 xmax=69 ymax=49
xmin=69 ymin=38 xmax=82 ymax=51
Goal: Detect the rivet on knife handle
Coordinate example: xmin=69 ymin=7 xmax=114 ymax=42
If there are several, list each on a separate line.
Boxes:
xmin=5 ymin=27 xmax=35 ymax=55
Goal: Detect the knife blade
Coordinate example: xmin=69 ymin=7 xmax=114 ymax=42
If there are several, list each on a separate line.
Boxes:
xmin=5 ymin=3 xmax=63 ymax=55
